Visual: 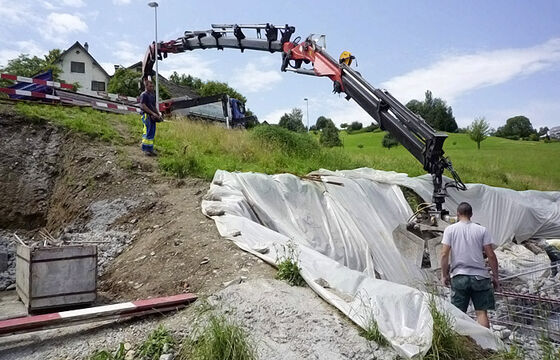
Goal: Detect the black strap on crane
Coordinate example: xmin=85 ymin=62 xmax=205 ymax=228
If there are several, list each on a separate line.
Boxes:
xmin=265 ymin=24 xmax=278 ymax=53
xmin=233 ymin=25 xmax=246 ymax=52
xmin=197 ymin=33 xmax=206 ymax=49
xmin=211 ymin=31 xmax=223 ymax=50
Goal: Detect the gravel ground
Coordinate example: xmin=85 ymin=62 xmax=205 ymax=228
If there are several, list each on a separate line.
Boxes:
xmin=0 ymin=278 xmax=398 ymax=360
xmin=60 ymin=198 xmax=139 ymax=275
xmin=0 ymin=231 xmax=16 ymax=291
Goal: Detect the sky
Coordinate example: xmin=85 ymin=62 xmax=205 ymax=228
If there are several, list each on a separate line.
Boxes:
xmin=0 ymin=0 xmax=559 ymax=130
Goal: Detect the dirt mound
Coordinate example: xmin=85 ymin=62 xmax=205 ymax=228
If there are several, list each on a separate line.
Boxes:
xmin=0 ymin=113 xmax=62 ymax=229
xmin=0 ymin=106 xmax=273 ymax=300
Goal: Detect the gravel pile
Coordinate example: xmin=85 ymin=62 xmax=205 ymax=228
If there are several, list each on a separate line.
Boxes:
xmin=0 ymin=231 xmax=16 ymax=291
xmin=60 ymin=198 xmax=138 ymax=275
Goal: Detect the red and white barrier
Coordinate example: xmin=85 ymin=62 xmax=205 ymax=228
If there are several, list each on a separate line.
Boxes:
xmin=0 ymin=73 xmax=74 ymax=90
xmin=95 ymin=101 xmax=141 ymax=113
xmin=0 ymin=87 xmax=59 ymax=100
xmin=0 ymin=293 xmax=197 ymax=336
xmin=1 ymin=72 xmax=142 ymax=115
xmin=97 ymin=91 xmax=138 ymax=103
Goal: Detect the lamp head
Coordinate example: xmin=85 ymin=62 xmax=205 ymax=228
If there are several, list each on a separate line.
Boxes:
xmin=148 ymin=2 xmax=158 ymax=7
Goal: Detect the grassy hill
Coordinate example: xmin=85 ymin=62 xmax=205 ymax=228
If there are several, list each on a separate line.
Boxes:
xmin=340 ymin=131 xmax=560 ymax=190
xmin=12 ymin=102 xmax=560 ymax=191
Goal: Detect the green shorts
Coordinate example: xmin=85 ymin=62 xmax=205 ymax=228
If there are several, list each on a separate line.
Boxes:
xmin=451 ymin=275 xmax=495 ymax=312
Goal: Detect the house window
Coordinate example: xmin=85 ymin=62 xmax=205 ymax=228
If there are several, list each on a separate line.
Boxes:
xmin=91 ymin=81 xmax=105 ymax=91
xmin=70 ymin=61 xmax=85 ymax=73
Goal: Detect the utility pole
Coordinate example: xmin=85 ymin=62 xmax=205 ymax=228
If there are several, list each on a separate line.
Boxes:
xmin=304 ymin=98 xmax=309 ymax=132
xmin=148 ymin=2 xmax=159 ymax=113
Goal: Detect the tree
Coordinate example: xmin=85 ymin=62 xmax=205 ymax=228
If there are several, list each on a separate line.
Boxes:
xmin=467 ymin=117 xmax=490 ymax=149
xmin=108 ymin=69 xmax=170 ymax=99
xmin=406 ymin=90 xmax=458 ymax=132
xmin=382 ymin=133 xmax=399 ymax=149
xmin=315 ymin=116 xmax=330 ymax=130
xmin=319 ymin=119 xmax=342 ymax=147
xmin=108 ymin=68 xmax=141 ymax=97
xmin=0 ymin=49 xmax=63 ymax=81
xmin=538 ymin=126 xmax=549 ymax=136
xmin=348 ymin=121 xmax=363 ymax=131
xmin=364 ymin=122 xmax=379 ymax=132
xmin=278 ymin=108 xmax=306 ymax=132
xmin=494 ymin=116 xmax=534 ymax=139
xmin=199 ymin=80 xmax=246 ymax=103
xmin=169 ymin=71 xmax=203 ymax=92
xmin=340 ymin=123 xmax=348 ymax=129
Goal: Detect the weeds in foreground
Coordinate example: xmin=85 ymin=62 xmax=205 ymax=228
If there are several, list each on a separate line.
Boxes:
xmin=180 ymin=314 xmax=256 ymax=360
xmin=423 ymin=296 xmax=475 ymax=360
xmin=488 ymin=343 xmax=525 ymax=360
xmin=137 ymin=325 xmax=176 ymax=360
xmin=353 ymin=292 xmax=390 ymax=347
xmin=359 ymin=316 xmax=389 ymax=346
xmin=538 ymin=333 xmax=560 ymax=360
xmin=88 ymin=343 xmax=128 ymax=360
xmin=275 ymin=241 xmax=306 ymax=286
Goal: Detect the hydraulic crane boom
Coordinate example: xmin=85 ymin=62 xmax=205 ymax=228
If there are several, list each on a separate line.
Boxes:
xmin=142 ymin=23 xmax=466 ymax=214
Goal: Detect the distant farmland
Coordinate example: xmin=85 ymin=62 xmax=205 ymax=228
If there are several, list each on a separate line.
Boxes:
xmin=340 ymin=131 xmax=560 ymax=191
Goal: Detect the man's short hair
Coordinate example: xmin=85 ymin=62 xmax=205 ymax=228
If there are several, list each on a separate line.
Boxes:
xmin=457 ymin=202 xmax=473 ymax=217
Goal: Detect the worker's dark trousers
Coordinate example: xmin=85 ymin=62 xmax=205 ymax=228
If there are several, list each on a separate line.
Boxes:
xmin=141 ymin=114 xmax=156 ymax=152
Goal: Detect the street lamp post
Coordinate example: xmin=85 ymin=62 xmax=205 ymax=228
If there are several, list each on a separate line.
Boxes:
xmin=148 ymin=2 xmax=159 ymax=113
xmin=304 ymin=98 xmax=309 ymax=132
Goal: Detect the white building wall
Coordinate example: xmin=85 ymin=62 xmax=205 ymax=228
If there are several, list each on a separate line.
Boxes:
xmin=57 ymin=47 xmax=110 ymax=95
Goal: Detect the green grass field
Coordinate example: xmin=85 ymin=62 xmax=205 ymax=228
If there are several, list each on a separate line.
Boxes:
xmin=340 ymin=131 xmax=560 ymax=190
xmin=12 ymin=103 xmax=560 ymax=191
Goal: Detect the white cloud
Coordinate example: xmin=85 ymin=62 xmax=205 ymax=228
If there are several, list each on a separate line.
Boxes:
xmin=319 ymin=97 xmax=373 ymax=128
xmin=0 ymin=50 xmax=21 ymax=67
xmin=381 ymin=38 xmax=560 ymax=103
xmin=261 ymin=108 xmax=291 ymax=124
xmin=230 ymin=62 xmax=282 ymax=93
xmin=41 ymin=1 xmax=57 ymax=10
xmin=43 ymin=13 xmax=88 ymax=43
xmin=100 ymin=62 xmax=116 ymax=76
xmin=112 ymin=0 xmax=131 ymax=4
xmin=0 ymin=40 xmax=46 ymax=67
xmin=0 ymin=2 xmax=31 ymax=24
xmin=112 ymin=40 xmax=144 ymax=65
xmin=158 ymin=54 xmax=217 ymax=80
xmin=61 ymin=0 xmax=85 ymax=7
xmin=15 ymin=41 xmax=45 ymax=56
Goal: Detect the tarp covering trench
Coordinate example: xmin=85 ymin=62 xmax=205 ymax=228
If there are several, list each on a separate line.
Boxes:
xmin=201 ymin=168 xmax=560 ymax=358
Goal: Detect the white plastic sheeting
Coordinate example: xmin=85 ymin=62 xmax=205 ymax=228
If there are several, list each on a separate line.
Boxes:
xmin=321 ymin=168 xmax=560 ymax=246
xmin=201 ymin=169 xmax=524 ymax=358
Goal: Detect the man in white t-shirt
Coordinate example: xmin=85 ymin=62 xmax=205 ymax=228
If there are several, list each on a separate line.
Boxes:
xmin=440 ymin=202 xmax=499 ymax=328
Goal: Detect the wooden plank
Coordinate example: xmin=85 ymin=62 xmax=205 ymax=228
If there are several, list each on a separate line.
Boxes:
xmin=0 ymin=293 xmax=197 ymax=336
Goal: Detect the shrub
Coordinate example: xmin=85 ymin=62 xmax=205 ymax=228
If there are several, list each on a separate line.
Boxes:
xmin=357 ymin=144 xmax=364 ymax=148
xmin=382 ymin=133 xmax=399 ymax=149
xmin=180 ymin=314 xmax=256 ymax=360
xmin=89 ymin=344 xmax=128 ymax=360
xmin=137 ymin=325 xmax=176 ymax=360
xmin=251 ymin=125 xmax=320 ymax=157
xmin=319 ymin=121 xmax=342 ymax=147
xmin=275 ymin=242 xmax=305 ymax=286
xmin=348 ymin=121 xmax=363 ymax=131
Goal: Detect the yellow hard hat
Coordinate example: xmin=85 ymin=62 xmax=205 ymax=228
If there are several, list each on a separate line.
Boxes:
xmin=339 ymin=51 xmax=355 ymax=66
